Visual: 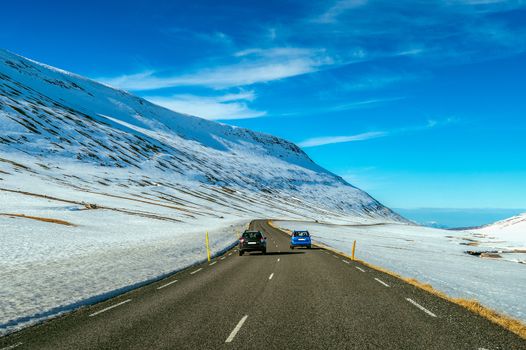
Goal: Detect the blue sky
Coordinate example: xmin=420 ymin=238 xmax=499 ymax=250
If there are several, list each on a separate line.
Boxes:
xmin=1 ymin=0 xmax=526 ymax=211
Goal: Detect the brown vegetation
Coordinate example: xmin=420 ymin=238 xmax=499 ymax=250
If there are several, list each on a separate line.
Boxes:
xmin=0 ymin=213 xmax=75 ymax=226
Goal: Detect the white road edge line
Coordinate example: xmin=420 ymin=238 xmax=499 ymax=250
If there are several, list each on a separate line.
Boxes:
xmin=342 ymin=259 xmax=350 ymax=264
xmin=0 ymin=342 xmax=23 ymax=350
xmin=332 ymin=254 xmax=338 ymax=258
xmin=225 ymin=315 xmax=248 ymax=343
xmin=221 ymin=257 xmax=226 ymax=260
xmin=374 ymin=278 xmax=390 ymax=287
xmin=355 ymin=266 xmax=365 ymax=272
xmin=157 ymin=279 xmax=178 ymax=290
xmin=209 ymin=261 xmax=217 ymax=266
xmin=269 ymin=273 xmax=274 ymax=280
xmin=406 ymin=298 xmax=437 ymax=317
xmin=89 ymin=299 xmax=132 ymax=317
xmin=228 ymin=253 xmax=232 ymax=256
xmin=190 ymin=268 xmax=203 ymax=275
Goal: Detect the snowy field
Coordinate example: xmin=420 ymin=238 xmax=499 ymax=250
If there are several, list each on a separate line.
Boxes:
xmin=275 ymin=220 xmax=526 ymax=322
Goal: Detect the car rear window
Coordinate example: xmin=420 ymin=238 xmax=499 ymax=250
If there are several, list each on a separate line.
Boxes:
xmin=293 ymin=231 xmax=309 ymax=237
xmin=243 ymin=231 xmax=262 ymax=239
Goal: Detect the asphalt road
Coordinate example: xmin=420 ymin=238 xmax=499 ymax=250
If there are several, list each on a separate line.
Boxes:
xmin=1 ymin=220 xmax=525 ymax=349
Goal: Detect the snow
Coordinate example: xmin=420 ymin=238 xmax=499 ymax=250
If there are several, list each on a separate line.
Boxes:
xmin=0 ymin=49 xmax=404 ymax=335
xmin=470 ymin=213 xmax=526 ymax=249
xmin=275 ymin=220 xmax=526 ymax=322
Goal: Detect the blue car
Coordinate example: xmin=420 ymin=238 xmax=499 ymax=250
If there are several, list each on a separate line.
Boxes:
xmin=290 ymin=230 xmax=311 ymax=249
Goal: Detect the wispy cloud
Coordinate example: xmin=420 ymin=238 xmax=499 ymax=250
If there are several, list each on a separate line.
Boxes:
xmin=329 ymin=97 xmax=406 ymax=111
xmin=165 ymin=27 xmax=234 ymax=46
xmin=342 ymin=72 xmax=422 ymax=91
xmin=306 ymin=0 xmax=526 ymax=64
xmin=313 ymin=0 xmax=368 ymax=23
xmin=298 ymin=131 xmax=386 ymax=148
xmin=100 ymin=47 xmax=335 ymax=90
xmin=146 ymin=91 xmax=265 ymax=120
xmin=298 ymin=117 xmax=457 ymax=148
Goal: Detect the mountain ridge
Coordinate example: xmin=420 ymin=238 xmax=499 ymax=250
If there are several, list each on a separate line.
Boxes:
xmin=0 ymin=48 xmax=403 ymax=222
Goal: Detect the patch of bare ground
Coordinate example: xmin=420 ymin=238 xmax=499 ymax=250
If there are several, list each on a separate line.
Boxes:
xmin=0 ymin=157 xmax=33 ymax=172
xmin=0 ymin=187 xmax=183 ymax=223
xmin=480 ymin=253 xmax=502 ymax=258
xmin=77 ymin=189 xmax=197 ymax=217
xmin=0 ymin=213 xmax=75 ymax=226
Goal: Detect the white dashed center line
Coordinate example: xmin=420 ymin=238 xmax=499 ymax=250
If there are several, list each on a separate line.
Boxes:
xmin=342 ymin=260 xmax=350 ymax=264
xmin=221 ymin=256 xmax=226 ymax=260
xmin=228 ymin=253 xmax=232 ymax=256
xmin=269 ymin=273 xmax=274 ymax=280
xmin=406 ymin=298 xmax=437 ymax=317
xmin=157 ymin=279 xmax=178 ymax=290
xmin=209 ymin=261 xmax=217 ymax=266
xmin=332 ymin=254 xmax=338 ymax=258
xmin=89 ymin=299 xmax=132 ymax=317
xmin=0 ymin=342 xmax=23 ymax=350
xmin=355 ymin=266 xmax=365 ymax=272
xmin=277 ymin=258 xmax=280 ymax=262
xmin=374 ymin=278 xmax=390 ymax=287
xmin=225 ymin=315 xmax=248 ymax=343
xmin=190 ymin=268 xmax=203 ymax=275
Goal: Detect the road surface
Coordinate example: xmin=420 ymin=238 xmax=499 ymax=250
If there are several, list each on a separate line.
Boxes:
xmin=1 ymin=220 xmax=524 ymax=349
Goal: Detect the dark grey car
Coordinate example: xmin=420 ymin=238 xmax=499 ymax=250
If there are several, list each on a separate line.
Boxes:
xmin=238 ymin=230 xmax=267 ymax=255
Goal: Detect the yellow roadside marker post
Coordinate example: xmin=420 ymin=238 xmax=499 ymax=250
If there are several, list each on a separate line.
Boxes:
xmin=352 ymin=240 xmax=356 ymax=261
xmin=206 ymin=231 xmax=211 ymax=262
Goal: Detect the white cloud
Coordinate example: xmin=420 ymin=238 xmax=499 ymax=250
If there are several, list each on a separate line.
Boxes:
xmin=298 ymin=117 xmax=457 ymax=148
xmin=330 ymin=97 xmax=405 ymax=111
xmin=100 ymin=47 xmax=334 ymax=91
xmin=298 ymin=131 xmax=387 ymax=148
xmin=166 ymin=28 xmax=233 ymax=46
xmin=146 ymin=91 xmax=265 ymax=120
xmin=314 ymin=0 xmax=368 ymax=23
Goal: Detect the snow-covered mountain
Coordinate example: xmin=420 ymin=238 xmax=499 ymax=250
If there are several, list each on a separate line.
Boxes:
xmin=472 ymin=213 xmax=526 ymax=245
xmin=0 ymin=49 xmax=401 ymax=223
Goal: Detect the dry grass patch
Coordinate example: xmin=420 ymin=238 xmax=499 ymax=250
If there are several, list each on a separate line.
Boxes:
xmin=0 ymin=213 xmax=76 ymax=226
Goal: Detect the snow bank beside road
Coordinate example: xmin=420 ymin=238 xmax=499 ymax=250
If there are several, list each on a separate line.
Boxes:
xmin=275 ymin=220 xmax=526 ymax=322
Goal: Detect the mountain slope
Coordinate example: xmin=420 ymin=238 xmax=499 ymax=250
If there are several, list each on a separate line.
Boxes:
xmin=473 ymin=213 xmax=526 ymax=245
xmin=0 ymin=48 xmax=401 ymax=222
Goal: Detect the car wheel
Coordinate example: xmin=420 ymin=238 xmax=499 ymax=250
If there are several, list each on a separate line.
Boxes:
xmin=307 ymin=245 xmax=312 ymax=249
xmin=262 ymin=249 xmax=267 ymax=254
xmin=239 ymin=250 xmax=244 ymax=256
xmin=290 ymin=246 xmax=294 ymax=250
